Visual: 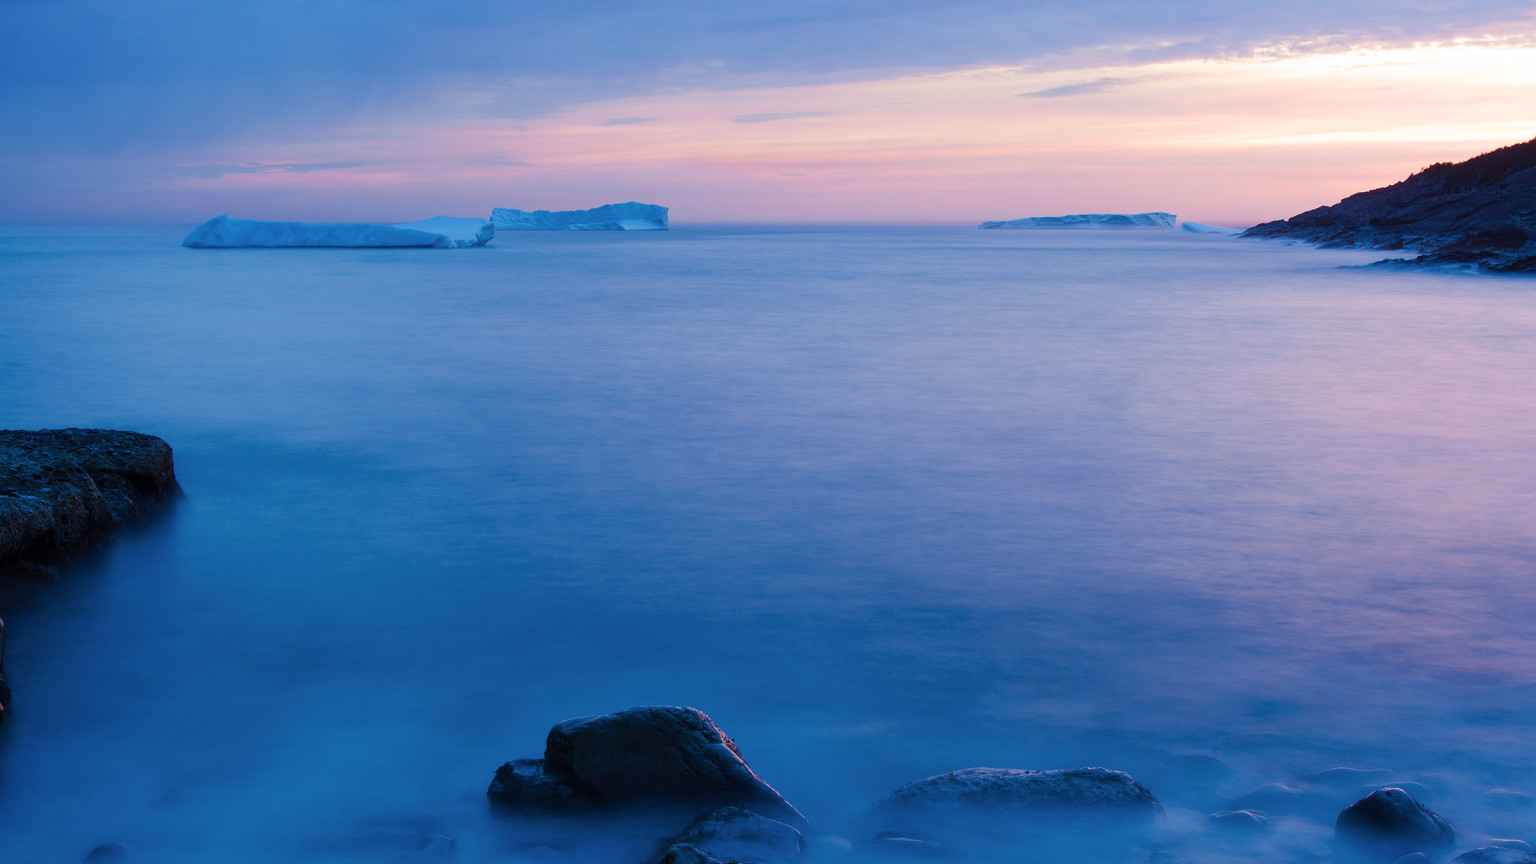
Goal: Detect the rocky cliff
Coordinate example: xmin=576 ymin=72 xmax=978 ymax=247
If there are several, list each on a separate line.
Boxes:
xmin=1244 ymin=137 xmax=1536 ymax=272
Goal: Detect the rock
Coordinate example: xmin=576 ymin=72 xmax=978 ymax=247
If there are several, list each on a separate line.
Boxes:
xmin=83 ymin=843 xmax=130 ymax=862
xmin=1360 ymin=782 xmax=1434 ymax=804
xmin=1454 ymin=847 xmax=1536 ymax=864
xmin=1299 ymin=768 xmax=1394 ymax=789
xmin=656 ymin=843 xmax=726 ymax=864
xmin=871 ymin=832 xmax=945 ymax=857
xmin=1157 ymin=754 xmax=1232 ymax=783
xmin=488 ymin=706 xmax=808 ymax=831
xmin=667 ymin=807 xmax=803 ymax=864
xmin=1335 ymin=788 xmax=1454 ymax=854
xmin=1485 ymin=789 xmax=1534 ymax=811
xmin=1229 ymin=783 xmax=1337 ymax=819
xmin=1490 ymin=841 xmax=1536 ymax=853
xmin=872 ymin=766 xmax=1160 ymax=845
xmin=1208 ymin=810 xmax=1270 ymax=832
xmin=1243 ymin=136 xmax=1536 ymax=273
xmin=331 ymin=830 xmax=455 ymax=862
xmin=1 ymin=429 xmax=178 ymax=578
xmin=1389 ymin=854 xmax=1430 ymax=864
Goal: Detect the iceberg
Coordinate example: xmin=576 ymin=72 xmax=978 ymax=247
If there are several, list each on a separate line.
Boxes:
xmin=979 ymin=212 xmax=1177 ymax=229
xmin=490 ymin=201 xmax=668 ymax=231
xmin=182 ymin=215 xmax=494 ymax=248
xmin=1179 ymin=222 xmax=1241 ymax=234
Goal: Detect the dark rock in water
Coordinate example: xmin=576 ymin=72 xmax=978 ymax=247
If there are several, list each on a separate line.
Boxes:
xmin=872 ymin=766 xmax=1160 ymax=846
xmin=330 ymin=830 xmax=455 ymax=862
xmin=1208 ymin=810 xmax=1270 ymax=832
xmin=1157 ymin=754 xmax=1232 ymax=783
xmin=871 ymin=832 xmax=945 ymax=857
xmin=1360 ymin=782 xmax=1434 ymax=804
xmin=666 ymin=807 xmax=803 ymax=864
xmin=1336 ymin=788 xmax=1454 ymax=854
xmin=1 ymin=429 xmax=178 ymax=578
xmin=1455 ymin=847 xmax=1536 ymax=864
xmin=488 ymin=706 xmax=808 ymax=831
xmin=876 ymin=767 xmax=1161 ymax=819
xmin=1243 ymin=136 xmax=1536 ymax=273
xmin=656 ymin=843 xmax=726 ymax=864
xmin=1485 ymin=789 xmax=1534 ymax=811
xmin=1230 ymin=783 xmax=1337 ymax=819
xmin=83 ymin=843 xmax=131 ymax=862
xmin=1300 ymin=768 xmax=1394 ymax=789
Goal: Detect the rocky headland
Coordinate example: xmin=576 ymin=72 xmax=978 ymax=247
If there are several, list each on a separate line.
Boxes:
xmin=0 ymin=428 xmax=178 ymax=581
xmin=1243 ymin=136 xmax=1536 ymax=272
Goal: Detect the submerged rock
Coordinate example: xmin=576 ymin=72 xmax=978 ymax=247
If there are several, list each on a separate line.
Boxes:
xmin=1208 ymin=810 xmax=1271 ymax=833
xmin=870 ymin=832 xmax=945 ymax=857
xmin=1335 ymin=788 xmax=1454 ymax=854
xmin=1 ymin=429 xmax=178 ymax=579
xmin=83 ymin=843 xmax=131 ymax=862
xmin=1455 ymin=847 xmax=1536 ymax=864
xmin=1229 ymin=783 xmax=1337 ymax=819
xmin=1299 ymin=768 xmax=1395 ymax=789
xmin=667 ymin=807 xmax=804 ymax=864
xmin=488 ymin=706 xmax=808 ymax=831
xmin=876 ymin=767 xmax=1160 ymax=817
xmin=871 ymin=766 xmax=1160 ymax=845
xmin=656 ymin=843 xmax=725 ymax=864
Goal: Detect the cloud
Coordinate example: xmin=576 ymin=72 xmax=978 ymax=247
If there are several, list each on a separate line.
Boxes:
xmin=5 ymin=0 xmax=1534 ymax=164
xmin=171 ymin=161 xmax=370 ymax=178
xmin=601 ymin=117 xmax=658 ymax=125
xmin=732 ymin=112 xmax=831 ymax=123
xmin=1021 ymin=77 xmax=1128 ymax=98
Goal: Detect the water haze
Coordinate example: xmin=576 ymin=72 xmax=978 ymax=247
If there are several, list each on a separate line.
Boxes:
xmin=1 ymin=225 xmax=1534 ymax=862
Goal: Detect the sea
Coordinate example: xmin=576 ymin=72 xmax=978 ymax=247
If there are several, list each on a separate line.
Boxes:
xmin=1 ymin=224 xmax=1534 ymax=863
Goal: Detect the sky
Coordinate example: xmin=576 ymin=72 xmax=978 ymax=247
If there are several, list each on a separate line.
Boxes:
xmin=1 ymin=0 xmax=1534 ymax=225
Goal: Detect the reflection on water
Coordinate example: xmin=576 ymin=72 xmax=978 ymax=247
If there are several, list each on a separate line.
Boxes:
xmin=1 ymin=225 xmax=1534 ymax=861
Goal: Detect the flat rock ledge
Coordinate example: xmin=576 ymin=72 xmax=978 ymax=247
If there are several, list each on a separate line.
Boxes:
xmin=1 ymin=429 xmax=178 ymax=579
xmin=488 ymin=706 xmax=809 ymax=832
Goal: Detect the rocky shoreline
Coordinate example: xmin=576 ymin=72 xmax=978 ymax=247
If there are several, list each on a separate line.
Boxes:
xmin=0 ymin=428 xmax=179 ymax=581
xmin=480 ymin=706 xmax=1535 ymax=864
xmin=1243 ymin=137 xmax=1536 ymax=273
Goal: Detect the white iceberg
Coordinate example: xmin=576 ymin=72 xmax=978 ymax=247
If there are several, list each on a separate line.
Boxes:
xmin=490 ymin=201 xmax=668 ymax=231
xmin=979 ymin=212 xmax=1177 ymax=229
xmin=182 ymin=215 xmax=494 ymax=248
xmin=1178 ymin=222 xmax=1242 ymax=234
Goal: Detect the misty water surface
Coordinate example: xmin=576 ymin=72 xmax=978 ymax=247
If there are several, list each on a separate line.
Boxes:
xmin=1 ymin=225 xmax=1534 ymax=862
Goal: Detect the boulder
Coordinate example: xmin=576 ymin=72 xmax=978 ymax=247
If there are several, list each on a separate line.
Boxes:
xmin=871 ymin=832 xmax=945 ymax=857
xmin=1455 ymin=848 xmax=1536 ymax=864
xmin=656 ymin=844 xmax=726 ymax=864
xmin=1 ymin=429 xmax=178 ymax=578
xmin=667 ymin=807 xmax=803 ymax=864
xmin=1299 ymin=768 xmax=1394 ymax=789
xmin=488 ymin=706 xmax=808 ymax=831
xmin=1208 ymin=810 xmax=1270 ymax=833
xmin=1229 ymin=783 xmax=1337 ymax=819
xmin=1335 ymin=788 xmax=1454 ymax=854
xmin=872 ymin=767 xmax=1160 ymax=842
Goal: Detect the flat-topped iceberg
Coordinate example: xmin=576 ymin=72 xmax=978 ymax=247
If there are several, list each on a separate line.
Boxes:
xmin=980 ymin=212 xmax=1176 ymax=229
xmin=491 ymin=201 xmax=668 ymax=231
xmin=182 ymin=215 xmax=494 ymax=248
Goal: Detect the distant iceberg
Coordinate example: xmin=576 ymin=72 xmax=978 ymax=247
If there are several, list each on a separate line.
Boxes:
xmin=980 ymin=212 xmax=1176 ymax=229
xmin=490 ymin=201 xmax=668 ymax=231
xmin=1179 ymin=222 xmax=1241 ymax=235
xmin=182 ymin=215 xmax=494 ymax=248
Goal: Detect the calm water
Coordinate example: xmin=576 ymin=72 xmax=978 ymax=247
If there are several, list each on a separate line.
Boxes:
xmin=1 ymin=225 xmax=1534 ymax=862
